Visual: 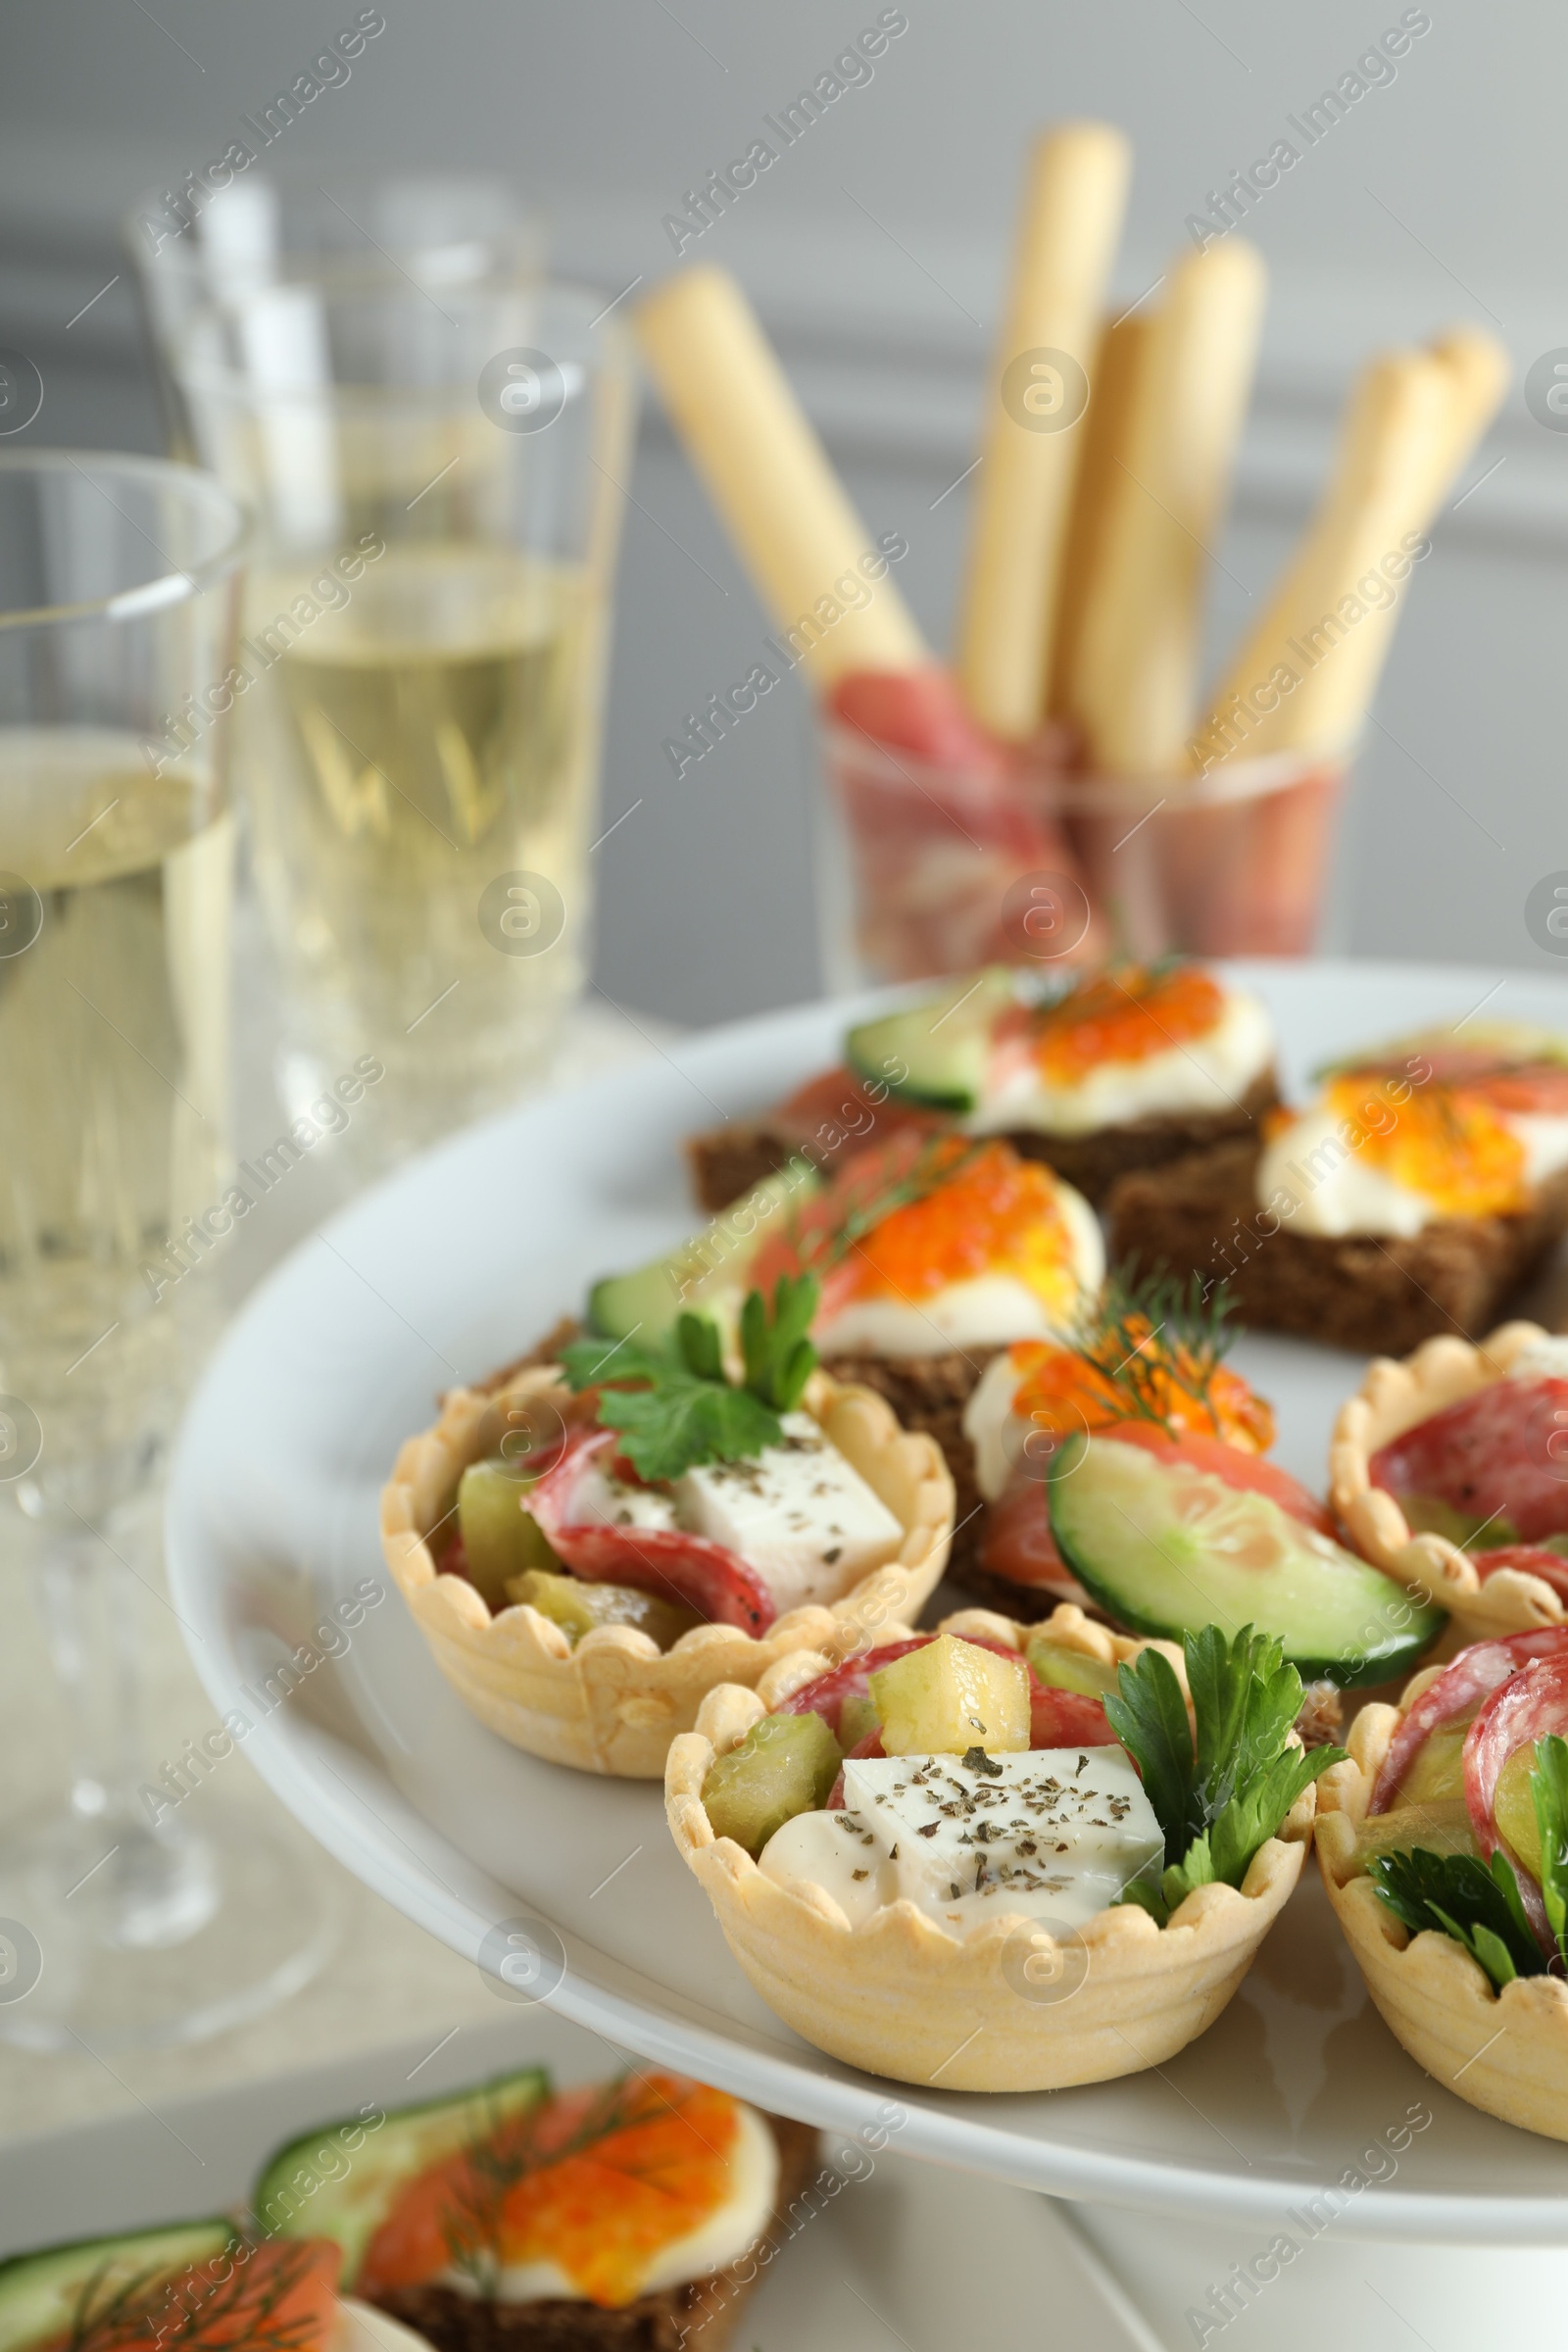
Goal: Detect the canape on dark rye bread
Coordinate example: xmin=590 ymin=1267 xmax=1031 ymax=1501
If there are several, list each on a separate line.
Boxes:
xmin=686 ymin=960 xmax=1280 ymax=1213
xmin=1106 ymin=1141 xmax=1568 ymax=1356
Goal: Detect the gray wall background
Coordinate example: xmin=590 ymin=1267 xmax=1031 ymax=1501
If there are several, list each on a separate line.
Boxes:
xmin=3 ymin=1 xmax=1565 ymax=1026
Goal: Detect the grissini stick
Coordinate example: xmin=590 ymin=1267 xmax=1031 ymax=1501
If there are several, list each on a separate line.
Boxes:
xmin=955 ymin=122 xmax=1131 ymax=740
xmin=1048 ymin=308 xmax=1153 ymax=724
xmin=1067 ymin=240 xmax=1267 ymax=775
xmin=1189 ymin=349 xmax=1454 ymax=769
xmin=1427 ymin=325 xmax=1510 ymax=504
xmin=634 ymin=265 xmax=927 ymax=689
xmin=1268 ymin=324 xmax=1510 ymax=766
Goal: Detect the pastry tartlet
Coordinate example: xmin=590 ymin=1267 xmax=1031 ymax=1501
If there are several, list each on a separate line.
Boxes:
xmin=1331 ymin=1320 xmax=1568 ymax=1639
xmin=381 ymin=1361 xmax=954 ymax=1778
xmin=665 ymin=1604 xmax=1317 ymax=2092
xmin=1317 ymin=1683 xmax=1568 ymax=2141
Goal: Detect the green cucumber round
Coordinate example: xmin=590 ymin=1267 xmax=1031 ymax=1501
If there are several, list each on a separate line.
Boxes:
xmin=0 ymin=2225 xmax=236 ymax=2352
xmin=1048 ymin=1433 xmax=1445 ymax=1689
xmin=253 ymin=2065 xmax=549 ymax=2280
xmin=844 ymin=969 xmax=1014 ymax=1113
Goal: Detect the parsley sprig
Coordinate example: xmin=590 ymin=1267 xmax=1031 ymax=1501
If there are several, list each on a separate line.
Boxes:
xmin=1368 ymin=1731 xmax=1568 ymax=1989
xmin=1104 ymin=1625 xmax=1345 ymax=1926
xmin=560 ymin=1275 xmax=819 ymax=1483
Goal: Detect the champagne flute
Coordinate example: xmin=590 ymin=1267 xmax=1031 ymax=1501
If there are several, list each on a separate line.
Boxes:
xmin=0 ymin=452 xmax=331 ymax=2048
xmin=126 ymin=175 xmax=633 ymax=1168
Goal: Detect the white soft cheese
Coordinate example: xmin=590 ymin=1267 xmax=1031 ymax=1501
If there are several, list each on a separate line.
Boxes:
xmin=569 ymin=1459 xmax=681 ymax=1533
xmin=961 ymin=1347 xmax=1041 ymax=1503
xmin=968 ymin=987 xmax=1273 ymax=1138
xmin=760 ymin=1746 xmax=1162 ymax=1934
xmin=811 ymin=1181 xmax=1103 ymax=1359
xmin=567 ymin=1424 xmax=902 ymax=1613
xmin=676 ymin=1410 xmax=904 ymax=1614
xmin=1255 ymin=1092 xmax=1568 ymax=1241
xmin=1253 ymin=1106 xmax=1433 ymax=1238
xmin=435 ymin=2098 xmax=779 ymax=2305
xmin=1508 ymin=1111 xmax=1568 ymax=1186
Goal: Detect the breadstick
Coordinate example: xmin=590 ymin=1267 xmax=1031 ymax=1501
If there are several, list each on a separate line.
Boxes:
xmin=1066 ymin=240 xmax=1266 ymax=774
xmin=1048 ymin=309 xmax=1153 ymax=723
xmin=1189 ymin=349 xmax=1454 ymax=769
xmin=954 ymin=122 xmax=1131 ymax=740
xmin=634 ymin=266 xmax=927 ymax=686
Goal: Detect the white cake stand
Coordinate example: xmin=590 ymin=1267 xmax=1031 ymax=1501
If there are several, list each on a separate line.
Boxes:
xmin=161 ymin=966 xmax=1568 ymax=2349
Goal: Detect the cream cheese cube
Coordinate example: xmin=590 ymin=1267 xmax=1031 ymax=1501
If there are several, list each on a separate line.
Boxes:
xmin=569 ymin=1457 xmax=679 ymax=1534
xmin=674 ymin=1412 xmax=904 ymax=1613
xmin=841 ymin=1745 xmax=1163 ymax=1932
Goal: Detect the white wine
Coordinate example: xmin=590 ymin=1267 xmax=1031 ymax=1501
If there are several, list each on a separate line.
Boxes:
xmin=0 ymin=730 xmax=232 ymax=1505
xmin=240 ymin=543 xmax=601 ymax=1143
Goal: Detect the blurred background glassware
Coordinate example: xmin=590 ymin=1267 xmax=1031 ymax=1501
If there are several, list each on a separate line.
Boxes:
xmin=127 ymin=175 xmax=635 ymax=1165
xmin=819 ymin=716 xmax=1347 ymax=988
xmin=127 ymin=173 xmax=546 ymax=458
xmin=0 ymin=452 xmax=332 ymax=2048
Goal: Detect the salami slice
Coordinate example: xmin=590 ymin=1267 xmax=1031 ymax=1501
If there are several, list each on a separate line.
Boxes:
xmin=1370 ymin=1376 xmax=1568 ymax=1545
xmin=1473 ymin=1545 xmax=1568 ymax=1605
xmin=526 ymin=1426 xmax=777 ymax=1635
xmin=1464 ymin=1655 xmax=1568 ymax=1863
xmin=1463 ymin=1654 xmax=1568 ymax=1953
xmin=1370 ymin=1627 xmax=1568 ymax=1813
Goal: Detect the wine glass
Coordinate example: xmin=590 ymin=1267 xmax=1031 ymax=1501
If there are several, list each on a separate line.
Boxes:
xmin=125 ymin=174 xmax=632 ymax=1169
xmin=0 ymin=452 xmax=333 ymax=2049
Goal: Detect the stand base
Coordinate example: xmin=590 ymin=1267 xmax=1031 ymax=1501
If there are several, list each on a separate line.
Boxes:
xmin=0 ymin=1799 xmax=338 ymax=2053
xmin=1063 ymin=2201 xmax=1568 ymax=2348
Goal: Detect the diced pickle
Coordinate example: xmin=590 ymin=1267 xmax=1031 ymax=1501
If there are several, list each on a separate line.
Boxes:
xmin=458 ymin=1458 xmax=558 ymax=1608
xmin=702 ymin=1711 xmax=842 ymax=1856
xmin=869 ymin=1633 xmax=1030 ymax=1757
xmin=1024 ymin=1636 xmax=1120 ymax=1701
xmin=1398 ymin=1727 xmax=1468 ymax=1810
xmin=1494 ymin=1744 xmax=1544 ymax=1881
xmin=1352 ymin=1801 xmax=1475 ymax=1875
xmin=506 ymin=1567 xmax=700 ymax=1650
xmin=838 ymin=1693 xmax=880 ymax=1751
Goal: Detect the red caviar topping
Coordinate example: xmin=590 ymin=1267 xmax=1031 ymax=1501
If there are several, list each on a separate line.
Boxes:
xmin=1031 ymin=964 xmax=1225 ymax=1084
xmin=357 ymin=2076 xmax=742 ymax=2312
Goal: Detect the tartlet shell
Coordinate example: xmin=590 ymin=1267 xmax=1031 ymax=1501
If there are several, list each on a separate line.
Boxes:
xmin=380 ymin=1364 xmax=955 ymax=1778
xmin=664 ymin=1604 xmax=1313 ymax=2092
xmin=1330 ymin=1320 xmax=1568 ymax=1639
xmin=1317 ymin=1697 xmax=1568 ymax=2141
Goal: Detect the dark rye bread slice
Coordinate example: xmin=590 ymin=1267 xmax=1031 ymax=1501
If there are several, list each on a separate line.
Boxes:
xmin=685 ymin=1067 xmax=1281 ymax=1213
xmin=1105 ymin=1139 xmax=1568 ymax=1356
xmin=821 ymin=1346 xmax=1000 ymax=1583
xmin=370 ymin=2113 xmax=818 ymax=2352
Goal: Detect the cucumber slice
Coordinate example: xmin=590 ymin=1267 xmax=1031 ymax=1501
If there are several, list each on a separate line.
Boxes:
xmin=0 ymin=2224 xmax=235 ymax=2352
xmin=845 ymin=969 xmax=1014 ymax=1112
xmin=253 ymin=2066 xmax=548 ymax=2282
xmin=1048 ymin=1434 xmax=1446 ymax=1689
xmin=588 ymin=1160 xmax=818 ymax=1344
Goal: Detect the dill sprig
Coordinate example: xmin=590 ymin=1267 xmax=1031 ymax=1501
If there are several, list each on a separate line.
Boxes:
xmin=69 ymin=2241 xmax=322 ymax=2352
xmin=1069 ymin=1264 xmax=1239 ymax=1433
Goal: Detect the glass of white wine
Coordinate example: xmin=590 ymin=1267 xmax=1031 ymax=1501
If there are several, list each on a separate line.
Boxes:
xmin=132 ymin=178 xmax=634 ymax=1164
xmin=0 ymin=453 xmax=333 ymax=2047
